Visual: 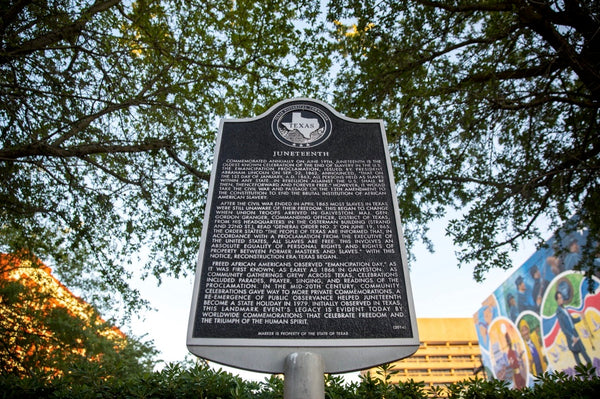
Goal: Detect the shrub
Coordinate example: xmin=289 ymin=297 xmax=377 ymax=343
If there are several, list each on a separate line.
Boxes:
xmin=1 ymin=362 xmax=599 ymax=398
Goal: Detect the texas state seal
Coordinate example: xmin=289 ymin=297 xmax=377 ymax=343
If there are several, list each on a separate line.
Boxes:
xmin=271 ymin=103 xmax=332 ymax=148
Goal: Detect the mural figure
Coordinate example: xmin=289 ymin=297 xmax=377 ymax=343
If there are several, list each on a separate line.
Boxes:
xmin=562 ymin=238 xmax=581 ymax=271
xmin=474 ymin=296 xmax=498 ymax=349
xmin=519 ymin=320 xmax=546 ymax=376
xmin=506 ymin=333 xmax=527 ymax=389
xmin=488 ymin=318 xmax=528 ymax=388
xmin=545 ymin=255 xmax=563 ymax=278
xmin=516 ymin=276 xmax=536 ymax=313
xmin=530 ymin=265 xmax=549 ymax=310
xmin=554 ymin=291 xmax=592 ymax=366
xmin=507 ymin=294 xmax=518 ymax=322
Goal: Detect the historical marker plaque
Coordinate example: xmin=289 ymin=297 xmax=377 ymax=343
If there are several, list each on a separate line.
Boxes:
xmin=187 ymin=98 xmax=419 ymax=373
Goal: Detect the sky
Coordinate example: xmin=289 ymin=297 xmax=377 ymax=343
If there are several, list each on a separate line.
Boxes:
xmin=125 ymin=215 xmax=537 ymax=383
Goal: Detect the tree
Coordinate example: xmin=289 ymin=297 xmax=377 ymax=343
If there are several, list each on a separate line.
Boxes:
xmin=327 ymin=0 xmax=600 ymax=279
xmin=0 ymin=0 xmax=327 ymax=315
xmin=0 ymin=252 xmax=157 ymax=376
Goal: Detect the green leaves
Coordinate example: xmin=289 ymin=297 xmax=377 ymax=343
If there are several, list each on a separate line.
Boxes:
xmin=1 ymin=360 xmax=600 ymax=398
xmin=327 ymin=0 xmax=600 ymax=278
xmin=1 ymin=0 xmax=329 ymax=317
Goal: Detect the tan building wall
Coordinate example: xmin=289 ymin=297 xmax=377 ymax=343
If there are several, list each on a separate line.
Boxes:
xmin=364 ymin=318 xmax=482 ymax=389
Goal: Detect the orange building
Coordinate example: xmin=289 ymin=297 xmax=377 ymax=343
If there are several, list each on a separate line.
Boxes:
xmin=0 ymin=253 xmax=126 ymax=375
xmin=364 ymin=318 xmax=482 ymax=390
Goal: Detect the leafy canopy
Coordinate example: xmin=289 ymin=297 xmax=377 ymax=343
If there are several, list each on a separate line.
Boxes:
xmin=0 ymin=0 xmax=327 ymax=316
xmin=3 ymin=0 xmax=599 ymax=319
xmin=327 ymin=0 xmax=600 ymax=279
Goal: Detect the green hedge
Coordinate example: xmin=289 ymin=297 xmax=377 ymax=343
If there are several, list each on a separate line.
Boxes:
xmin=1 ymin=362 xmax=599 ymax=398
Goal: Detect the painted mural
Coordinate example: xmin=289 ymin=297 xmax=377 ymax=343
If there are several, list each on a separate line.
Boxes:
xmin=473 ymin=227 xmax=600 ymax=387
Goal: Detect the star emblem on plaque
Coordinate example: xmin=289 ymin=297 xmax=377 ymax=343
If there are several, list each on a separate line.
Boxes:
xmin=271 ymin=104 xmax=332 ymax=147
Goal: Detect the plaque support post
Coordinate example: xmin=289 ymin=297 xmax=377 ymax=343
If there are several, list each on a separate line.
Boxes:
xmin=283 ymin=352 xmax=324 ymax=399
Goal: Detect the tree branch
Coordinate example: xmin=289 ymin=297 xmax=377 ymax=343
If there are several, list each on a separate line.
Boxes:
xmin=164 ymin=147 xmax=211 ymax=182
xmin=0 ymin=0 xmax=33 ymax=35
xmin=0 ymin=0 xmax=120 ymax=63
xmin=49 ymin=62 xmax=175 ymax=147
xmin=77 ymin=155 xmax=145 ymax=187
xmin=0 ymin=139 xmax=172 ymax=161
xmin=412 ymin=0 xmax=516 ymax=13
xmin=490 ymin=93 xmax=598 ymax=110
xmin=517 ymin=3 xmax=600 ymax=99
xmin=466 ymin=194 xmax=549 ymax=264
xmin=400 ymin=27 xmax=519 ymax=71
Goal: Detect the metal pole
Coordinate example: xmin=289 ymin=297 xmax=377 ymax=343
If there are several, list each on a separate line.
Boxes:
xmin=283 ymin=352 xmax=325 ymax=399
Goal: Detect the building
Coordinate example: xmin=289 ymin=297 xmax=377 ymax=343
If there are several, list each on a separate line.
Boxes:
xmin=364 ymin=318 xmax=481 ymax=389
xmin=473 ymin=225 xmax=600 ymax=388
xmin=0 ymin=252 xmax=126 ymax=375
